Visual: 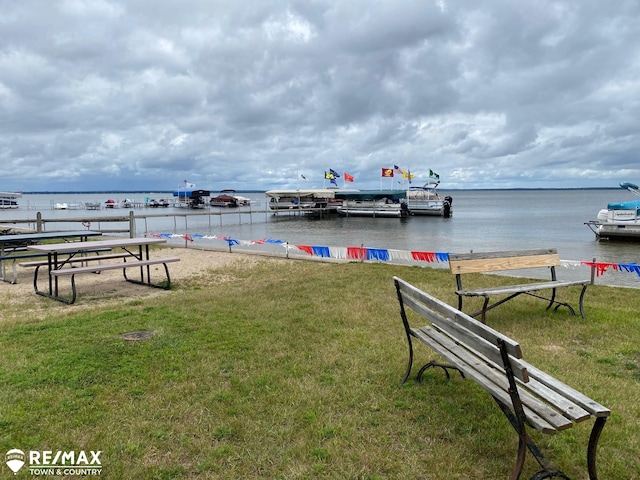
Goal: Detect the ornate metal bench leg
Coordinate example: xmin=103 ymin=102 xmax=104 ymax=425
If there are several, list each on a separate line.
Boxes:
xmin=529 ymin=470 xmax=570 ymax=479
xmin=552 ymin=301 xmax=576 ymax=316
xmin=546 ymin=287 xmax=557 ymax=312
xmin=578 ymin=284 xmax=588 ymax=319
xmin=495 ymin=397 xmax=569 ymax=480
xmin=587 ymin=416 xmax=607 ymax=480
xmin=401 ymin=335 xmax=414 ymax=384
xmin=416 ymin=361 xmax=464 ymax=382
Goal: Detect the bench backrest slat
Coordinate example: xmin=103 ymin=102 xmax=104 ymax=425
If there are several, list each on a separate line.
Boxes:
xmin=449 ymin=248 xmax=559 ymax=274
xmin=394 ymin=277 xmax=529 ymax=383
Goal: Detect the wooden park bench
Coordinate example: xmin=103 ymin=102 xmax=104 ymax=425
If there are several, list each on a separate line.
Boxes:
xmin=393 ymin=276 xmax=610 ymax=479
xmin=448 ymin=249 xmax=590 ymax=323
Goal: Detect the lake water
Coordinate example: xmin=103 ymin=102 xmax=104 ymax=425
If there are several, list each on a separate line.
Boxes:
xmin=2 ymin=189 xmax=640 ymax=287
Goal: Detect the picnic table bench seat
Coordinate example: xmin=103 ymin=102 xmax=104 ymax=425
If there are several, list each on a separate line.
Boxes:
xmin=1 ymin=247 xmax=111 ymax=284
xmin=393 ymin=276 xmax=610 ymax=479
xmin=44 ymin=257 xmax=180 ymax=304
xmin=448 ymin=249 xmax=590 ymax=323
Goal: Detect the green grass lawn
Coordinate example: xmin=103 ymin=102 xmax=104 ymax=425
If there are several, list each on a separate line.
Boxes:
xmin=1 ymin=257 xmax=639 ymax=479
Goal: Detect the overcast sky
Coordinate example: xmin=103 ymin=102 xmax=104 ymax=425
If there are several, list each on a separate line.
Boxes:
xmin=2 ymin=1 xmax=640 ymax=192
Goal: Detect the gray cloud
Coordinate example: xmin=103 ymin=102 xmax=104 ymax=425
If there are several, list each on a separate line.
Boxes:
xmin=1 ymin=0 xmax=640 ymax=191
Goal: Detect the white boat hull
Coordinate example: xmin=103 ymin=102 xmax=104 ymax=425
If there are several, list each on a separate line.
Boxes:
xmin=407 ymin=201 xmax=444 ymax=216
xmin=587 ymin=182 xmax=640 ymax=241
xmin=594 ymin=222 xmax=640 ymax=241
xmin=337 ymin=202 xmax=408 ymax=218
xmin=588 ymin=209 xmax=640 ymax=241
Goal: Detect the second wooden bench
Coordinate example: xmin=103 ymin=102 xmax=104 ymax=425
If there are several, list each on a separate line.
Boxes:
xmin=448 ymin=248 xmax=590 ymax=323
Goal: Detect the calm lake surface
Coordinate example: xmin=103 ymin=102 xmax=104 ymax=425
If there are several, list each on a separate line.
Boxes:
xmin=3 ymin=189 xmax=640 ymax=287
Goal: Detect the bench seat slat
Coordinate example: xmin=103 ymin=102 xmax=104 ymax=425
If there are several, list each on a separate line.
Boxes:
xmin=50 ymin=257 xmax=180 ymax=276
xmin=20 ymin=253 xmax=129 ymax=268
xmin=2 ymin=253 xmax=52 ymax=261
xmin=518 ymin=377 xmax=590 ymax=423
xmin=524 ymin=364 xmax=611 ymax=418
xmin=422 ymin=322 xmax=593 ymax=425
xmin=458 ymin=280 xmax=589 ymax=297
xmin=414 ymin=326 xmax=574 ymax=434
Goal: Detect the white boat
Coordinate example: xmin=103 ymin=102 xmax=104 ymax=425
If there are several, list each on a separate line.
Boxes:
xmin=335 ymin=190 xmax=410 ymax=218
xmin=406 ymin=182 xmax=453 ymax=217
xmin=0 ymin=191 xmax=21 ymax=209
xmin=586 ymin=182 xmax=640 ymax=241
xmin=265 ymin=189 xmax=341 ymax=211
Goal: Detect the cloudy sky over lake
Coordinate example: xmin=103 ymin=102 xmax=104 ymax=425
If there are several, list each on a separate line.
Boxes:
xmin=2 ymin=0 xmax=640 ymax=192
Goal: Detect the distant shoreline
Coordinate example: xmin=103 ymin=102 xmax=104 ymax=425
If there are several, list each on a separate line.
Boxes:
xmin=15 ymin=187 xmax=621 ymax=194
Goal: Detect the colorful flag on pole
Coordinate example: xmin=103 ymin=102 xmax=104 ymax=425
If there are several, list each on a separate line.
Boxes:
xmin=344 ymin=172 xmax=354 ymax=182
xmin=403 ymin=170 xmax=414 ymax=183
xmin=429 ymin=169 xmax=440 ymax=180
xmin=381 ymin=168 xmax=394 ymax=177
xmin=325 ymin=171 xmax=338 ymax=186
xmin=329 ymin=169 xmax=340 ymax=178
xmin=394 ymin=165 xmax=404 ymax=176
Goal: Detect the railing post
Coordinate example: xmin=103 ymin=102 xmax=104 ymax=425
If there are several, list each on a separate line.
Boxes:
xmin=36 ymin=212 xmax=43 ymax=232
xmin=129 ymin=211 xmax=135 ymax=238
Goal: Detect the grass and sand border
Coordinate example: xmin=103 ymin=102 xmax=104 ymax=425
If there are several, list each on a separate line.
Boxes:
xmin=0 ymin=246 xmax=638 ymax=478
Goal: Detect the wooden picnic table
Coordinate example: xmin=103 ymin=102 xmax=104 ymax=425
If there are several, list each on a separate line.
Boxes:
xmin=26 ymin=237 xmax=179 ymax=304
xmin=0 ymin=230 xmax=102 ymax=283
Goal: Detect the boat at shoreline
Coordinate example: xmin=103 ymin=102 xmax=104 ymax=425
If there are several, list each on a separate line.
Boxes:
xmin=586 ymin=182 xmax=640 ymax=241
xmin=335 ymin=190 xmax=410 ymax=218
xmin=148 ymin=198 xmax=170 ymax=208
xmin=406 ymin=182 xmax=453 ymax=217
xmin=265 ymin=189 xmax=342 ymax=211
xmin=210 ymin=190 xmax=252 ymax=208
xmin=172 ymin=187 xmax=210 ymax=209
xmin=0 ymin=191 xmax=21 ymax=209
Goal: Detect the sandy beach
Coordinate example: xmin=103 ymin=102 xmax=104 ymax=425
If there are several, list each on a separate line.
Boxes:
xmin=0 ymin=246 xmax=285 ymax=322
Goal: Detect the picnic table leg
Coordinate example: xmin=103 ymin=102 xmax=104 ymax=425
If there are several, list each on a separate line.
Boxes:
xmin=33 ymin=265 xmax=42 ymax=294
xmin=122 ymin=262 xmax=172 ymax=290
